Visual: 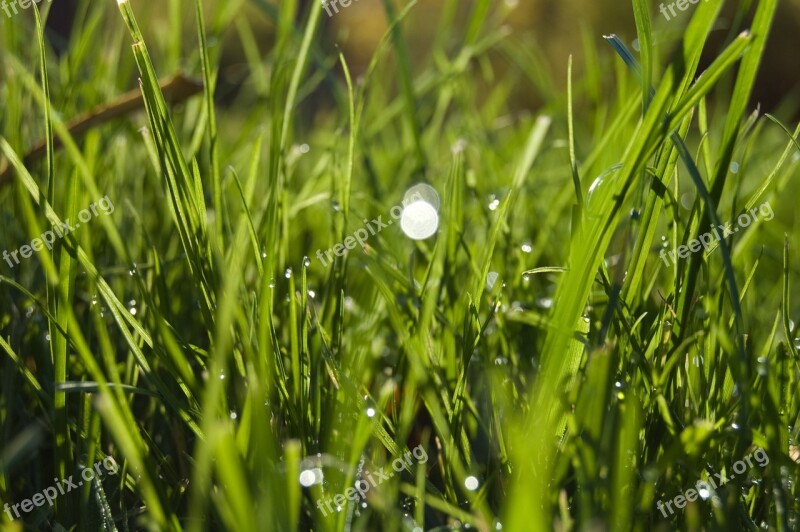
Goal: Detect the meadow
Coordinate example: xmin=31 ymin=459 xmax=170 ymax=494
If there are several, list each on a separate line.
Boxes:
xmin=0 ymin=0 xmax=799 ymax=530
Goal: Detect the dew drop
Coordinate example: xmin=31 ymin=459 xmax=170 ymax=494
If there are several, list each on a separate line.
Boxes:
xmin=680 ymin=192 xmax=695 ymax=210
xmin=400 ymin=201 xmax=439 ymax=240
xmin=486 ymin=272 xmax=500 ymax=291
xmin=299 ymin=468 xmax=323 ymax=487
xmin=464 ymin=476 xmax=480 ymax=491
xmin=757 ymin=356 xmax=769 ymax=376
xmin=403 ymin=184 xmax=440 ymax=211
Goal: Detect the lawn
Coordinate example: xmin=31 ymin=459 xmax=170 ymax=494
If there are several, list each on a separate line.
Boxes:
xmin=0 ymin=0 xmax=799 ymax=530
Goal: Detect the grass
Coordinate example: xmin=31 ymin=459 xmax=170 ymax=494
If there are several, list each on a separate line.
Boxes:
xmin=0 ymin=0 xmax=799 ymax=530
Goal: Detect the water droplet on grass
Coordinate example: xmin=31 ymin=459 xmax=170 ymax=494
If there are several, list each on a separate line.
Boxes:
xmin=400 ymin=201 xmax=439 ymax=240
xmin=757 ymin=356 xmax=769 ymax=376
xmin=299 ymin=468 xmax=323 ymax=487
xmin=404 ymin=184 xmax=440 ymax=211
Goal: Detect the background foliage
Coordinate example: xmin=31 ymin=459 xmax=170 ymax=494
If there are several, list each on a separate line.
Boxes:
xmin=0 ymin=0 xmax=799 ymax=530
